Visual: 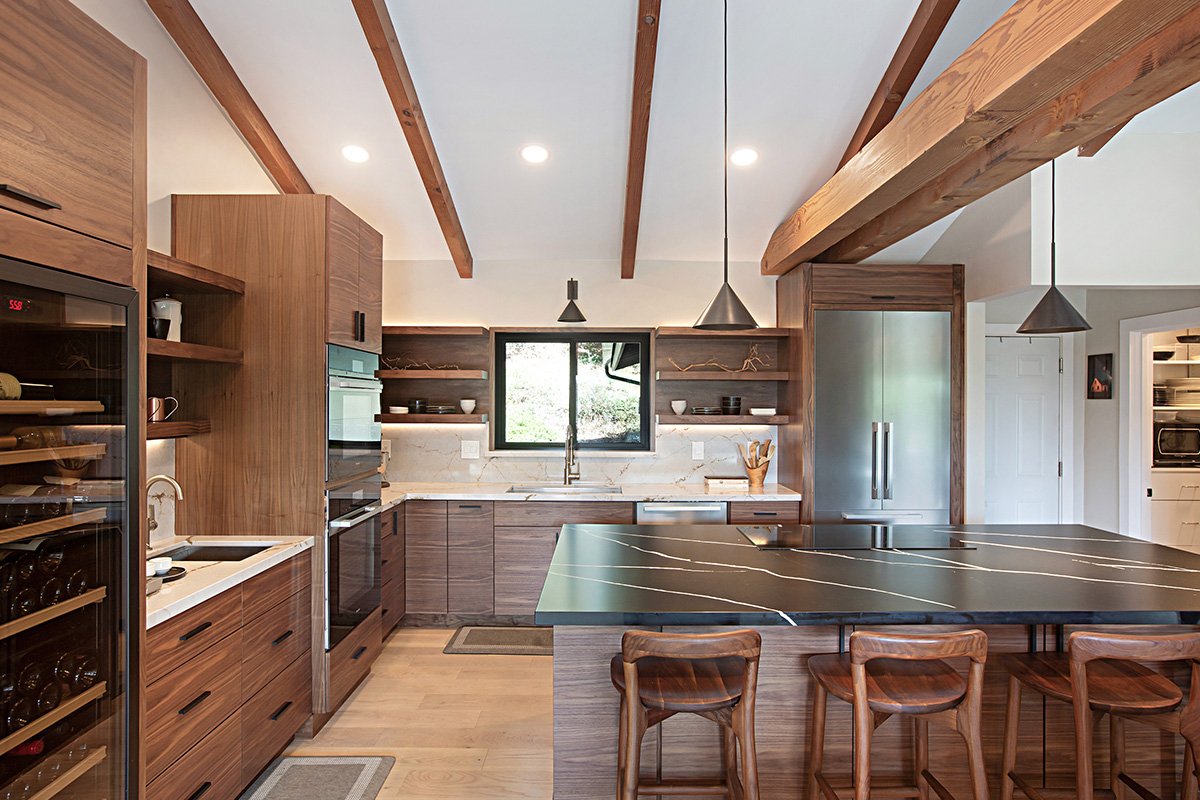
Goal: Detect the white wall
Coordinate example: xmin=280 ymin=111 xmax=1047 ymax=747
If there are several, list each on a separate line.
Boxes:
xmin=70 ymin=0 xmax=278 ymax=252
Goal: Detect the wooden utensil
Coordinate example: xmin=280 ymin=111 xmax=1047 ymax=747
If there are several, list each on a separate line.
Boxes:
xmin=761 ymin=438 xmax=772 ymax=459
xmin=764 ymin=445 xmax=775 ymax=462
xmin=749 ymin=440 xmax=761 ymax=466
xmin=737 ymin=443 xmax=750 ymax=467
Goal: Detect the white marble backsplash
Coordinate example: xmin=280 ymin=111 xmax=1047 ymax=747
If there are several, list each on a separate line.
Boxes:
xmin=146 ymin=438 xmax=177 ymax=545
xmin=383 ymin=424 xmax=781 ymax=485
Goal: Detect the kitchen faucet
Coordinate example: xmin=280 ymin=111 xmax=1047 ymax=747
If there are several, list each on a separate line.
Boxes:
xmin=563 ymin=424 xmax=580 ymax=485
xmin=146 ymin=474 xmax=183 ymax=548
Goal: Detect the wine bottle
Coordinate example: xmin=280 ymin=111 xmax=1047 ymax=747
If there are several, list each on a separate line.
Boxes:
xmin=35 ymin=545 xmax=65 ymax=575
xmin=36 ymin=576 xmax=65 ymax=609
xmin=6 ymin=697 xmax=33 ymax=732
xmin=64 ymin=569 xmax=88 ymax=597
xmin=6 ymin=587 xmax=37 ymax=621
xmin=15 ymin=661 xmax=43 ymax=697
xmin=34 ymin=681 xmax=60 ymax=714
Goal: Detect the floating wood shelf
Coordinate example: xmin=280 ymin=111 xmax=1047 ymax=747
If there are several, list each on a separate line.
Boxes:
xmin=1154 ymin=360 xmax=1200 ymax=365
xmin=655 ymin=327 xmax=791 ymax=338
xmin=377 ymin=413 xmax=488 ymax=424
xmin=147 ymin=250 xmax=244 ymax=294
xmin=0 ymin=587 xmax=107 ymax=642
xmin=0 ymin=443 xmax=106 ymax=467
xmin=146 ymin=339 xmax=243 ymax=364
xmin=656 ymin=371 xmax=789 ymax=381
xmin=25 ymin=745 xmax=106 ymax=800
xmin=0 ymin=401 xmax=105 ymax=416
xmin=382 ymin=326 xmax=488 ymax=336
xmin=657 ymin=414 xmax=789 ymax=425
xmin=377 ymin=369 xmax=488 ymax=380
xmin=0 ymin=507 xmax=108 ymax=546
xmin=1153 ymin=405 xmax=1200 ymax=410
xmin=147 ymin=420 xmax=211 ymax=440
xmin=0 ymin=682 xmax=106 ymax=756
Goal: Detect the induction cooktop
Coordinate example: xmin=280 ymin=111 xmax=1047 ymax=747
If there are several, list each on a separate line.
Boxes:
xmin=737 ymin=524 xmax=974 ymax=551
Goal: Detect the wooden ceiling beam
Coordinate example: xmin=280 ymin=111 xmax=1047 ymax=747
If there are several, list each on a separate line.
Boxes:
xmin=146 ymin=0 xmax=312 ymax=194
xmin=824 ymin=7 xmax=1200 ymax=263
xmin=352 ymin=0 xmax=473 ymax=278
xmin=620 ymin=0 xmax=662 ymax=280
xmin=762 ymin=0 xmax=1200 ymax=275
xmin=837 ymin=0 xmax=960 ymax=170
xmin=1077 ymin=120 xmax=1131 ymax=157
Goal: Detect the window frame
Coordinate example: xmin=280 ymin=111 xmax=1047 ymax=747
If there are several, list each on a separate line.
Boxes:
xmin=493 ymin=330 xmax=653 ymax=451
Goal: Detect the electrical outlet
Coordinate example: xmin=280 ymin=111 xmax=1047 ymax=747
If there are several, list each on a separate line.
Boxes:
xmin=692 ymin=441 xmax=704 ymax=460
xmin=462 ymin=440 xmax=481 ymax=459
xmin=380 ymin=440 xmax=392 ymax=456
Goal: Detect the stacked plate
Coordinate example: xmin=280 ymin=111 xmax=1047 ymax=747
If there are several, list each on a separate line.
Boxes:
xmin=427 ymin=405 xmax=458 ymax=414
xmin=692 ymin=406 xmax=723 ymax=415
xmin=1165 ymin=378 xmax=1200 ymax=406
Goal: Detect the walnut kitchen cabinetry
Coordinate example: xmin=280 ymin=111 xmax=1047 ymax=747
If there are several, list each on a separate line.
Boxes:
xmin=326 ymin=198 xmax=382 ymax=353
xmin=381 ymin=505 xmax=406 ymax=634
xmin=0 ymin=0 xmax=144 ymax=285
xmin=404 ymin=500 xmax=495 ymax=615
xmin=727 ymin=501 xmax=801 ymax=524
xmin=146 ymin=551 xmax=312 ymax=800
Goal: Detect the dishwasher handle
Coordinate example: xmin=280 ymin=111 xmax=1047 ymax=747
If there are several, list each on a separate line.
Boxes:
xmin=639 ymin=504 xmax=725 ymax=513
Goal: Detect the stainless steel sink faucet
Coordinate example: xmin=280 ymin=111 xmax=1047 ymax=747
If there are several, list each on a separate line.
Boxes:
xmin=564 ymin=424 xmax=580 ymax=485
xmin=146 ymin=474 xmax=184 ymax=546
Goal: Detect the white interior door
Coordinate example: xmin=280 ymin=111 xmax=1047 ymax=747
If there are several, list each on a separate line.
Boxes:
xmin=985 ymin=336 xmax=1062 ymax=523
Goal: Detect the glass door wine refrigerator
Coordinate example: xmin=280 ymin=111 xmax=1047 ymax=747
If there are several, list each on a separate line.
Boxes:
xmin=0 ymin=257 xmax=139 ymax=800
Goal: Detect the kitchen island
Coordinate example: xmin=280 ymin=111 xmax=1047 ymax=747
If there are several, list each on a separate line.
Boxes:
xmin=537 ymin=523 xmax=1200 ymax=800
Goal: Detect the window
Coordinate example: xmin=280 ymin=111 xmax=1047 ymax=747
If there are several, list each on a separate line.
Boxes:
xmin=494 ymin=331 xmax=651 ymax=450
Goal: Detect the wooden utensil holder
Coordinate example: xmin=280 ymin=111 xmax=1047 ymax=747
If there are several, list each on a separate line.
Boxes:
xmin=745 ymin=461 xmax=769 ymax=487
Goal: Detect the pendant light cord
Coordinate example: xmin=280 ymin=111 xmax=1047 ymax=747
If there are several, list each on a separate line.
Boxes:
xmin=722 ymin=0 xmax=729 ymax=283
xmin=1050 ymin=159 xmax=1056 ymax=287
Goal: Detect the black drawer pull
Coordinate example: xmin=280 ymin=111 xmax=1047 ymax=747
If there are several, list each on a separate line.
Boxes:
xmin=178 ymin=690 xmax=211 ymax=715
xmin=458 ymin=504 xmax=482 ymax=509
xmin=179 ymin=621 xmax=212 ymax=642
xmin=351 ymin=646 xmax=368 ymax=660
xmin=270 ymin=700 xmax=293 ymax=721
xmin=186 ymin=782 xmax=212 ymax=800
xmin=753 ymin=511 xmax=778 ymax=516
xmin=0 ymin=184 xmax=62 ymax=210
xmin=271 ymin=629 xmax=294 ymax=646
xmin=871 ymin=295 xmax=896 ymax=300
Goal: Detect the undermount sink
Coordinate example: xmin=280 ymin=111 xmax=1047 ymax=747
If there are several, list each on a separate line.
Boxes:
xmin=160 ymin=545 xmax=271 ymax=561
xmin=508 ymin=483 xmax=622 ymax=494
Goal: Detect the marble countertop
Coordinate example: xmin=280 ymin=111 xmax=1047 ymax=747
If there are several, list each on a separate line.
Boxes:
xmin=146 ymin=536 xmax=313 ymax=629
xmin=535 ymin=523 xmax=1200 ymax=627
xmin=381 ymin=482 xmax=800 ymax=509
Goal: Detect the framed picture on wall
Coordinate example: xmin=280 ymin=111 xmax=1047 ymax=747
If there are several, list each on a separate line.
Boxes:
xmin=1088 ymin=353 xmax=1113 ymax=399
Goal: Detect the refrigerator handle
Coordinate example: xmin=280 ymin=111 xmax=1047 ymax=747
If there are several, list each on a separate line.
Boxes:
xmin=871 ymin=422 xmax=880 ymax=500
xmin=883 ymin=422 xmax=894 ymax=500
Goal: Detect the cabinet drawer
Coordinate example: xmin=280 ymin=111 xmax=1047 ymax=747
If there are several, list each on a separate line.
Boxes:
xmin=382 ymin=516 xmax=404 ymax=574
xmin=147 ymin=709 xmax=242 ymax=800
xmin=146 ymin=629 xmax=243 ymax=781
xmin=0 ymin=0 xmax=137 ymax=248
xmin=811 ymin=265 xmax=955 ymax=306
xmin=328 ymin=607 xmax=382 ymax=710
xmin=494 ymin=526 xmax=557 ymax=615
xmin=242 ymin=587 xmax=312 ymax=701
xmin=1150 ymin=473 xmax=1200 ymax=501
xmin=382 ymin=577 xmax=405 ymax=634
xmin=242 ymin=653 xmax=312 ymax=787
xmin=147 ymin=585 xmax=242 ymax=685
xmin=493 ymin=500 xmax=635 ymax=526
xmin=242 ymin=550 xmax=312 ymax=625
xmin=728 ymin=502 xmax=801 ymax=524
xmin=1151 ymin=501 xmax=1200 ymax=547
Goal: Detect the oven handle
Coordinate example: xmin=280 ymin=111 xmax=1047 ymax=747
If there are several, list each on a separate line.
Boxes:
xmin=329 ymin=377 xmax=383 ymax=391
xmin=329 ymin=505 xmax=381 ymax=528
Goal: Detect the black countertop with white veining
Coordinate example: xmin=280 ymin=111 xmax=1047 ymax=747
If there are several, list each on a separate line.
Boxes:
xmin=534 ymin=523 xmax=1200 ymax=626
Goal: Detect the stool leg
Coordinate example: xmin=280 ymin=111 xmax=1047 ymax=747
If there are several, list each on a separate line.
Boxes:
xmin=736 ymin=705 xmax=759 ymax=800
xmin=622 ymin=702 xmax=647 ymax=800
xmin=1183 ymin=744 xmax=1197 ymax=800
xmin=915 ymin=716 xmax=930 ymax=800
xmin=723 ymin=724 xmax=739 ymax=800
xmin=853 ymin=703 xmax=873 ymax=800
xmin=809 ymin=683 xmax=827 ymax=800
xmin=960 ymin=707 xmax=989 ymax=800
xmin=1001 ymin=674 xmax=1021 ymax=800
xmin=1074 ymin=703 xmax=1096 ymax=800
xmin=617 ymin=695 xmax=628 ymax=800
xmin=1110 ymin=715 xmax=1125 ymax=800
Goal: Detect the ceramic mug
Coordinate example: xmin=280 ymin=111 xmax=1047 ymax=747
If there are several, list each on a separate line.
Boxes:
xmin=148 ymin=396 xmax=178 ymax=422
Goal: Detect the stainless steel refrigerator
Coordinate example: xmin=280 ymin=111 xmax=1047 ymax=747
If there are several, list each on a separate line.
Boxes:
xmin=812 ymin=310 xmax=951 ymax=524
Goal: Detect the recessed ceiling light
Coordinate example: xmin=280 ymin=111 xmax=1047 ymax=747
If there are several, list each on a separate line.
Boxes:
xmin=341 ymin=145 xmax=370 ymax=163
xmin=730 ymin=147 xmax=758 ymax=166
xmin=521 ymin=144 xmax=549 ymax=163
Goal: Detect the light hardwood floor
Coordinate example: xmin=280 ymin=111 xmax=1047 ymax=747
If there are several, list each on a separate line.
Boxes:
xmin=284 ymin=627 xmax=554 ymax=799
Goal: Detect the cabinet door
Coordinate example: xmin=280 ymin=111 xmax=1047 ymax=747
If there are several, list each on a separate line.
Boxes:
xmin=382 ymin=507 xmax=406 ymax=630
xmin=405 ymin=501 xmax=447 ymax=613
xmin=494 ymin=526 xmax=558 ymax=615
xmin=358 ymin=218 xmax=383 ymax=353
xmin=0 ymin=0 xmax=138 ymax=249
xmin=448 ymin=501 xmax=494 ymax=614
xmin=326 ymin=197 xmax=361 ymax=348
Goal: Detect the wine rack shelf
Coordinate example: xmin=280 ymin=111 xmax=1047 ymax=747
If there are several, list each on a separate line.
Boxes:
xmin=0 ymin=401 xmax=105 ymax=416
xmin=0 ymin=508 xmax=109 ymax=546
xmin=27 ymin=744 xmax=107 ymax=800
xmin=0 ymin=444 xmax=106 ymax=467
xmin=0 ymin=587 xmax=108 ymax=643
xmin=0 ymin=682 xmax=107 ymax=755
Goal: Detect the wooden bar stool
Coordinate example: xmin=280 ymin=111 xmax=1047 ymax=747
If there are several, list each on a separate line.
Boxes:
xmin=1000 ymin=631 xmax=1200 ymax=800
xmin=808 ymin=629 xmax=989 ymax=800
xmin=610 ymin=629 xmax=761 ymax=800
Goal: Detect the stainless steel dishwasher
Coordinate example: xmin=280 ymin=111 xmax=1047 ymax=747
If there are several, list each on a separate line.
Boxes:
xmin=635 ymin=501 xmax=728 ymax=524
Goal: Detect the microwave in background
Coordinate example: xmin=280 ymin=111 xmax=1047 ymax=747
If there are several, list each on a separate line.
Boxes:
xmin=1154 ymin=421 xmax=1200 ymax=467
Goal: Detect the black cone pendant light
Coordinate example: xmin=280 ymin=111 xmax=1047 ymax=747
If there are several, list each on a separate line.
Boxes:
xmin=558 ymin=278 xmax=586 ymax=323
xmin=1017 ymin=161 xmax=1090 ymax=334
xmin=694 ymin=0 xmax=758 ymax=331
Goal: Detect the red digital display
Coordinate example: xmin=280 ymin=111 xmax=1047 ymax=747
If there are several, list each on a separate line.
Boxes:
xmin=5 ymin=297 xmax=30 ymax=313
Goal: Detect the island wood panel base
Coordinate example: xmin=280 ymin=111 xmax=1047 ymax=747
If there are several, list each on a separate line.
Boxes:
xmin=553 ymin=624 xmax=1199 ymax=800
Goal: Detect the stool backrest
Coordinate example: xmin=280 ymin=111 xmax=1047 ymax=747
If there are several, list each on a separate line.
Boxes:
xmin=848 ymin=629 xmax=988 ymax=720
xmin=622 ymin=629 xmax=762 ymax=663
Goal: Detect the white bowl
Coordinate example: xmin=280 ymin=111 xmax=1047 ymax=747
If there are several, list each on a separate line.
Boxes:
xmin=460 ymin=399 xmax=476 ymax=414
xmin=150 ymin=556 xmax=172 ymax=576
xmin=388 ymin=406 xmax=409 ymax=414
xmin=748 ymin=408 xmax=777 ymax=416
xmin=670 ymin=400 xmax=687 ymax=415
